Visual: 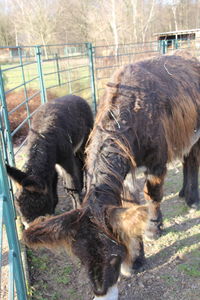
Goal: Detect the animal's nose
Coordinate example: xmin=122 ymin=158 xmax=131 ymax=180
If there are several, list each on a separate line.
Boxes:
xmin=93 ymin=284 xmax=118 ymax=300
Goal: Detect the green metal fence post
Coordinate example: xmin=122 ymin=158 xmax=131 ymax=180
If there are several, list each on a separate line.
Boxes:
xmin=86 ymin=43 xmax=97 ymax=113
xmin=0 ymin=151 xmax=28 ymax=300
xmin=18 ymin=48 xmax=31 ymax=128
xmin=35 ymin=46 xmax=47 ymax=104
xmin=161 ymin=40 xmax=167 ymax=54
xmin=173 ymin=39 xmax=178 ymax=49
xmin=0 ymin=68 xmax=15 ymax=166
xmin=55 ymin=53 xmax=61 ymax=86
xmin=188 ymin=38 xmax=191 ymax=49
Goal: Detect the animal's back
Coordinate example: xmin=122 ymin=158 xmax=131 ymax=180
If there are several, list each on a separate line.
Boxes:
xmin=112 ymin=53 xmax=200 ymax=112
xmin=101 ymin=53 xmax=200 ymax=162
xmin=28 ymin=95 xmax=93 ymax=152
xmin=31 ymin=95 xmax=93 ymax=135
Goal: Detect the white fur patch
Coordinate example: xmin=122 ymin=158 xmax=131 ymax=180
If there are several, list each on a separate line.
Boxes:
xmin=73 ymin=137 xmax=84 ymax=154
xmin=120 ymin=261 xmax=132 ymax=277
xmin=23 ymin=220 xmax=29 ymax=229
xmin=93 ymin=284 xmax=118 ymax=300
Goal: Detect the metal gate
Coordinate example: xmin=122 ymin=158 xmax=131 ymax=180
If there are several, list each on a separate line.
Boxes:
xmin=0 ymin=42 xmax=94 ymax=300
xmin=0 ymin=38 xmax=200 ymax=299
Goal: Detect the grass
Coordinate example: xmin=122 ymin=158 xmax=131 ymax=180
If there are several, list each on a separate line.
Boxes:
xmin=22 ymin=157 xmax=200 ymax=300
xmin=178 ymin=263 xmax=200 ymax=277
xmin=2 ymin=57 xmax=91 ymax=92
xmin=67 ymin=288 xmax=80 ymax=300
xmin=176 ymin=243 xmax=200 ymax=278
xmin=160 ymin=274 xmax=177 ymax=285
xmin=27 ymin=249 xmax=49 ymax=271
xmin=144 ymin=164 xmax=200 ymax=278
xmin=56 ymin=265 xmax=73 ymax=285
xmin=27 ymin=247 xmax=79 ymax=299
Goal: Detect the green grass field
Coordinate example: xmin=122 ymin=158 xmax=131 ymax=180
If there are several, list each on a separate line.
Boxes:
xmin=2 ymin=57 xmax=92 ymax=102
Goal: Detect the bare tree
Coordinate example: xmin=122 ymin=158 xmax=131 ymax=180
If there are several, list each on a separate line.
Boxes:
xmin=171 ymin=0 xmax=179 ymax=31
xmin=142 ymin=0 xmax=156 ymax=42
xmin=1 ymin=0 xmax=200 ymax=47
xmin=131 ymin=0 xmax=138 ymax=42
xmin=9 ymin=0 xmax=61 ymax=49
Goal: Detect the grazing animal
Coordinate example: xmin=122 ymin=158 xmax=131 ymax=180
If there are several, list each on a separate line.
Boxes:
xmin=23 ymin=52 xmax=200 ymax=299
xmin=84 ymin=51 xmax=200 ymax=242
xmin=6 ymin=95 xmax=93 ymax=226
xmin=23 ymin=202 xmax=149 ymax=300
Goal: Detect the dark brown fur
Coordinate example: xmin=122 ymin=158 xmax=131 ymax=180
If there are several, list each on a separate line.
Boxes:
xmin=85 ymin=51 xmax=200 ymax=241
xmin=23 ymin=52 xmax=200 ymax=298
xmin=7 ymin=95 xmax=93 ymax=224
xmin=23 ymin=203 xmax=148 ymax=297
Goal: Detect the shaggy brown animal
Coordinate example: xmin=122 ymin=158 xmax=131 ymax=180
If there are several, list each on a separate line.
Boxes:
xmin=23 ymin=202 xmax=149 ymax=299
xmin=85 ymin=51 xmax=200 ymax=242
xmin=7 ymin=95 xmax=93 ymax=226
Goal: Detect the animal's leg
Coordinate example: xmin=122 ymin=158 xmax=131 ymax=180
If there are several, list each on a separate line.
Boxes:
xmin=121 ymin=237 xmax=144 ymax=276
xmin=122 ymin=171 xmax=140 ymax=205
xmin=61 ymin=155 xmax=83 ymax=209
xmin=74 ymin=154 xmax=84 ymax=192
xmin=179 ymin=159 xmax=188 ymax=198
xmin=52 ymin=171 xmax=59 ymax=211
xmin=143 ymin=167 xmax=167 ymax=240
xmin=179 ymin=143 xmax=200 ymax=209
xmin=132 ymin=238 xmax=145 ymax=271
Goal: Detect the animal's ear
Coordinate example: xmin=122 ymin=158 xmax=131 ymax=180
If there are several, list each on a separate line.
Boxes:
xmin=6 ymin=164 xmax=46 ymax=194
xmin=106 ymin=205 xmax=148 ymax=238
xmin=6 ymin=164 xmax=27 ymax=184
xmin=23 ymin=210 xmax=82 ymax=250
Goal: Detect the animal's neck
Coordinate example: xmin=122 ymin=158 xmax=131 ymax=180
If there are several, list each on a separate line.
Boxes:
xmin=86 ymin=143 xmax=130 ymax=210
xmin=25 ymin=138 xmax=56 ymax=180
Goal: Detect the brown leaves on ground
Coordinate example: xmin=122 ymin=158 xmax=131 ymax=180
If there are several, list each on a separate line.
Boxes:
xmin=6 ymin=89 xmax=57 ymax=142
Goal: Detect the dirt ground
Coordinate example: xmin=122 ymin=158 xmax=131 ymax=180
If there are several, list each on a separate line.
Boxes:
xmin=24 ymin=161 xmax=200 ymax=300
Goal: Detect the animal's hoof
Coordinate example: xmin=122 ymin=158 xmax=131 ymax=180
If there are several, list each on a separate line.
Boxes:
xmin=179 ymin=189 xmax=185 ymax=198
xmin=132 ymin=256 xmax=145 ymax=272
xmin=185 ymin=198 xmax=200 ymax=211
xmin=132 ymin=261 xmax=146 ymax=273
xmin=189 ymin=202 xmax=199 ymax=211
xmin=144 ymin=230 xmax=161 ymax=241
xmin=144 ymin=225 xmax=162 ymax=241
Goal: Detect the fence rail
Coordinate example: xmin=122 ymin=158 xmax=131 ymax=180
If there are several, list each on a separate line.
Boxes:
xmin=0 ymin=37 xmax=200 ymax=299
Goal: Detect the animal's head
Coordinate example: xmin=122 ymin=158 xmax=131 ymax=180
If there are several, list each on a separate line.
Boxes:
xmin=23 ymin=204 xmax=148 ymax=299
xmin=6 ymin=164 xmax=51 ymax=226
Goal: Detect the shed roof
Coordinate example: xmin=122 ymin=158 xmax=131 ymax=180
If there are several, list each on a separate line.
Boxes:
xmin=154 ymin=28 xmax=200 ymax=36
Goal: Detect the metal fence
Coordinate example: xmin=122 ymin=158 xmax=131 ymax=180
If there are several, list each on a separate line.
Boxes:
xmin=0 ymin=38 xmax=200 ymax=300
xmin=0 ymin=42 xmax=95 ymax=300
xmin=93 ymin=38 xmax=200 ymax=99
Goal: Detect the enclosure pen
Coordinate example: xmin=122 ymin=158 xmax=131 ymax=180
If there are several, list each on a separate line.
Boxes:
xmin=0 ymin=38 xmax=200 ymax=299
xmin=0 ymin=151 xmax=27 ymax=299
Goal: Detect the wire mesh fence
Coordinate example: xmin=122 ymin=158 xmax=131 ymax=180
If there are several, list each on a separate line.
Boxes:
xmin=0 ymin=38 xmax=200 ymax=300
xmin=93 ymin=40 xmax=160 ymax=99
xmin=0 ymin=42 xmax=94 ymax=300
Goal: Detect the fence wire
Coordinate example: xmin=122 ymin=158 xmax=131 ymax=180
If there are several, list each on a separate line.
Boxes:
xmin=0 ymin=38 xmax=200 ymax=300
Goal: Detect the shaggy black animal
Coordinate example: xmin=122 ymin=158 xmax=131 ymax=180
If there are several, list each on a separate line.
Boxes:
xmin=7 ymin=95 xmax=93 ymax=225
